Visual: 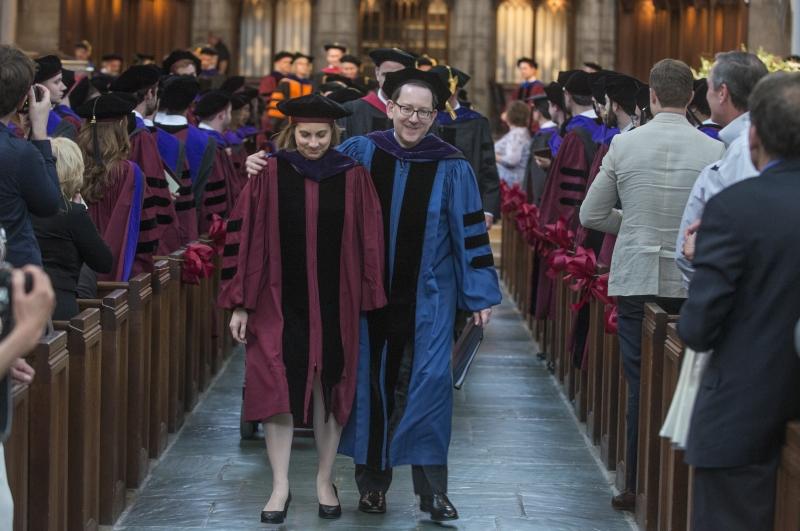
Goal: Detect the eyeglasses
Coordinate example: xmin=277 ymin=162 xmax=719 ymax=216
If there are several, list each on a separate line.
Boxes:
xmin=393 ymin=103 xmax=435 ymax=121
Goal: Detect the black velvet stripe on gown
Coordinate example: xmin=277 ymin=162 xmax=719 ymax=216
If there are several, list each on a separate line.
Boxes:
xmin=316 ymin=171 xmax=347 ymax=417
xmin=277 ymin=159 xmax=311 ymax=421
xmin=365 ymin=147 xmax=437 ymax=468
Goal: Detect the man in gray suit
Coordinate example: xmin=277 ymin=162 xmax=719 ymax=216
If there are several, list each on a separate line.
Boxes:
xmin=579 ymin=58 xmax=725 ymax=511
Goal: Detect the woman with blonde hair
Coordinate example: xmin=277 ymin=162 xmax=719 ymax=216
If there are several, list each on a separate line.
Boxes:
xmin=32 ymin=137 xmax=112 ymax=320
xmin=74 ymin=92 xmax=161 ymax=280
xmin=219 ymin=94 xmax=386 ymax=524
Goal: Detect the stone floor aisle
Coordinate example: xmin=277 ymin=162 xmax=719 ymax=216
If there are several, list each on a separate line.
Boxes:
xmin=115 ymin=293 xmax=634 ymax=530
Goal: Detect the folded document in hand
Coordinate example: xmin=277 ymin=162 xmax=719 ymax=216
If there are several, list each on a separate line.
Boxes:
xmin=452 ymin=320 xmax=484 ymax=390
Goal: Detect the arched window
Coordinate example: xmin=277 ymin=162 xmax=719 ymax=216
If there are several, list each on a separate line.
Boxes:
xmin=239 ymin=0 xmax=311 ymax=76
xmin=495 ymin=0 xmax=569 ymax=84
xmin=359 ymin=0 xmax=451 ymax=65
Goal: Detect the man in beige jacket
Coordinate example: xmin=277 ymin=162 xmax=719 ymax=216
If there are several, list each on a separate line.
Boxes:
xmin=579 ymin=58 xmax=724 ymax=511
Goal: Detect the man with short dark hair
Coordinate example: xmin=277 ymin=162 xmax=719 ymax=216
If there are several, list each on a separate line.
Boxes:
xmin=579 ymin=57 xmax=725 ymax=511
xmin=678 ymin=72 xmax=800 ymax=531
xmin=0 ymin=45 xmax=62 ymax=268
xmin=676 ymin=51 xmax=768 ymax=282
xmin=100 ymin=53 xmax=123 ymax=76
xmin=34 ymin=55 xmax=79 ymax=138
xmin=516 ymin=57 xmax=544 ymax=101
xmin=338 ymin=68 xmax=501 ymax=521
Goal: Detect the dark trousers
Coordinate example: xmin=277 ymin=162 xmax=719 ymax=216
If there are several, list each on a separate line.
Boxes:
xmin=355 ymin=463 xmax=448 ymax=496
xmin=616 ymin=295 xmax=684 ymax=491
xmin=691 ymin=453 xmax=780 ymax=531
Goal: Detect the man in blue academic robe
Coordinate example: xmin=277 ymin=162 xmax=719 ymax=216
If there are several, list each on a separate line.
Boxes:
xmin=338 ymin=68 xmax=502 ymax=522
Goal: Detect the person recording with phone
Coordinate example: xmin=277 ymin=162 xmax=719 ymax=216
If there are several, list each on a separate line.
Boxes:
xmin=0 ymin=45 xmax=63 ymax=269
xmin=0 ymin=266 xmax=56 ymax=530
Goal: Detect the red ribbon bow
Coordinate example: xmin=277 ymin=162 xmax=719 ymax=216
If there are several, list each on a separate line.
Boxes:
xmin=500 ymin=183 xmax=526 ymax=214
xmin=604 ymin=303 xmax=618 ymax=334
xmin=182 ymin=242 xmax=216 ymax=285
xmin=208 ymin=214 xmax=227 ymax=256
xmin=515 ymin=203 xmax=544 ymax=245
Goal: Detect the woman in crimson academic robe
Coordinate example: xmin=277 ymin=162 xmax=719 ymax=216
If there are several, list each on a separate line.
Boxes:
xmin=75 ymin=93 xmax=160 ymax=280
xmin=218 ymin=94 xmax=386 ymax=524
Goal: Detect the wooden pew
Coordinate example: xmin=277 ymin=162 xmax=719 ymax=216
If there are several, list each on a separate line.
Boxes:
xmin=199 ymin=271 xmax=213 ymax=389
xmin=183 ymin=267 xmax=201 ymax=411
xmin=79 ymin=289 xmax=129 ymax=525
xmin=97 ymin=273 xmax=153 ymax=489
xmin=600 ymin=328 xmax=620 ymax=470
xmin=553 ymin=272 xmax=567 ymax=384
xmin=149 ymin=260 xmax=171 ymax=457
xmin=54 ymin=309 xmax=102 ymax=531
xmin=585 ymin=297 xmax=606 ymax=445
xmin=166 ymin=250 xmax=187 ymax=430
xmin=570 ymin=289 xmax=589 ymax=422
xmin=5 ymin=381 xmax=30 ymax=531
xmin=774 ymin=421 xmax=800 ymax=531
xmin=26 ymin=331 xmax=70 ymax=531
xmin=636 ymin=304 xmax=679 ymax=530
xmin=657 ymin=323 xmax=691 ymax=531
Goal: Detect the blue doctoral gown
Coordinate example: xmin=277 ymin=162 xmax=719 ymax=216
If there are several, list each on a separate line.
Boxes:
xmin=338 ymin=130 xmax=502 ymax=468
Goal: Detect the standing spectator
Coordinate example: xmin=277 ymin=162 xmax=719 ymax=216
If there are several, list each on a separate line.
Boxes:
xmin=208 ymin=33 xmax=231 ymax=75
xmin=0 ymin=45 xmax=62 ymax=268
xmin=515 ymin=57 xmax=545 ymax=101
xmin=675 ymin=51 xmax=768 ymax=282
xmin=100 ymin=54 xmax=124 ymax=76
xmin=32 ymin=138 xmax=112 ymax=320
xmin=494 ymin=100 xmax=531 ymax=186
xmin=678 ymin=72 xmax=800 ymax=531
xmin=73 ymin=40 xmax=93 ymax=70
xmin=579 ymin=58 xmax=725 ymax=512
xmin=34 ymin=55 xmax=78 ymax=139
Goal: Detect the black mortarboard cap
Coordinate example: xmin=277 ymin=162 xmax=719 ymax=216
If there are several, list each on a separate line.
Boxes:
xmin=430 ymin=65 xmax=471 ymax=94
xmin=589 ymin=71 xmax=614 ymax=103
xmin=415 ymin=55 xmax=436 ymax=67
xmin=340 ymin=54 xmax=362 ymax=66
xmin=324 ymin=42 xmax=347 ymax=53
xmin=368 ymin=48 xmax=416 ymax=68
xmin=231 ymin=91 xmax=256 ymax=111
xmin=62 ymin=69 xmax=76 ymax=92
xmin=101 ymin=53 xmax=124 ymax=62
xmin=276 ymin=93 xmax=352 ymax=121
xmin=564 ymin=70 xmax=592 ymax=97
xmin=111 ymin=64 xmax=161 ymax=93
xmin=321 ymin=73 xmax=354 ymax=87
xmin=199 ymin=47 xmax=218 ymax=56
xmin=34 ymin=55 xmax=62 ymax=83
xmin=556 ymin=70 xmax=579 ymax=86
xmin=326 ymin=87 xmax=365 ymax=104
xmin=293 ymin=52 xmax=314 ymax=62
xmin=162 ymin=49 xmax=201 ymax=75
xmin=691 ymin=78 xmax=711 ymax=116
xmin=135 ymin=52 xmax=155 ymax=63
xmin=273 ymin=50 xmax=295 ymax=63
xmin=636 ymin=82 xmax=651 ymax=112
xmin=194 ymin=90 xmax=232 ymax=119
xmin=544 ymin=81 xmax=565 ymax=111
xmin=90 ymin=74 xmax=114 ymax=94
xmin=583 ymin=61 xmax=603 ymax=72
xmin=604 ymin=74 xmax=639 ymax=115
xmin=75 ymin=91 xmax=137 ymax=121
xmin=219 ymin=76 xmax=246 ymax=94
xmin=381 ymin=67 xmax=451 ymax=111
xmin=160 ymin=75 xmax=201 ymax=111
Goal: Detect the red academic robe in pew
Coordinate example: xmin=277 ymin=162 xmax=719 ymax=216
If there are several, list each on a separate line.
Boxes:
xmin=150 ymin=260 xmax=172 ymax=457
xmin=97 ymin=273 xmax=153 ymax=489
xmin=636 ymin=304 xmax=679 ymax=531
xmin=5 ymin=382 xmax=30 ymax=531
xmin=658 ymin=323 xmax=691 ymax=531
xmin=26 ymin=331 xmax=70 ymax=531
xmin=774 ymin=422 xmax=800 ymax=531
xmin=79 ymin=289 xmax=129 ymax=525
xmin=54 ymin=308 xmax=102 ymax=531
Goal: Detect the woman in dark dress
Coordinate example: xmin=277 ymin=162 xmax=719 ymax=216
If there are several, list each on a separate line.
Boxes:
xmin=32 ymin=137 xmax=112 ymax=320
xmin=218 ymin=94 xmax=386 ymax=524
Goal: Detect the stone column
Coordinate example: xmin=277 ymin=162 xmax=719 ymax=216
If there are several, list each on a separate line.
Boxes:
xmin=573 ymin=0 xmax=617 ymax=70
xmin=192 ymin=0 xmax=240 ymax=48
xmin=310 ymin=0 xmax=359 ymax=58
xmin=748 ymin=0 xmax=791 ymax=57
xmin=449 ymin=0 xmax=495 ymax=115
xmin=792 ymin=0 xmax=800 ymax=54
xmin=0 ymin=0 xmax=17 ymax=45
xmin=14 ymin=0 xmax=61 ymax=53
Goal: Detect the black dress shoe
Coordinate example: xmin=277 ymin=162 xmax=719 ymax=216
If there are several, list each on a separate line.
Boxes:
xmin=318 ymin=484 xmax=342 ymax=519
xmin=611 ymin=490 xmax=635 ymax=511
xmin=419 ymin=493 xmax=459 ymax=521
xmin=261 ymin=491 xmax=292 ymax=524
xmin=358 ymin=490 xmax=386 ymax=514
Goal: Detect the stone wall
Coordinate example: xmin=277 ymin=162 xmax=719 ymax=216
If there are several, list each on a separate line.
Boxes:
xmin=191 ymin=0 xmax=240 ymax=50
xmin=748 ymin=0 xmax=793 ymax=56
xmin=14 ymin=0 xmax=61 ymax=53
xmin=449 ymin=0 xmax=496 ymax=115
xmin=310 ymin=0 xmax=359 ymax=59
xmin=573 ymin=0 xmax=617 ymax=70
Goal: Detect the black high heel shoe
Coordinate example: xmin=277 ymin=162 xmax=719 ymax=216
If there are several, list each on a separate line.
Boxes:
xmin=261 ymin=491 xmax=292 ymax=524
xmin=318 ymin=484 xmax=342 ymax=519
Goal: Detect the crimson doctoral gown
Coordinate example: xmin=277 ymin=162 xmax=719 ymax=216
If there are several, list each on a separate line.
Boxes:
xmin=218 ymin=150 xmax=387 ymax=425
